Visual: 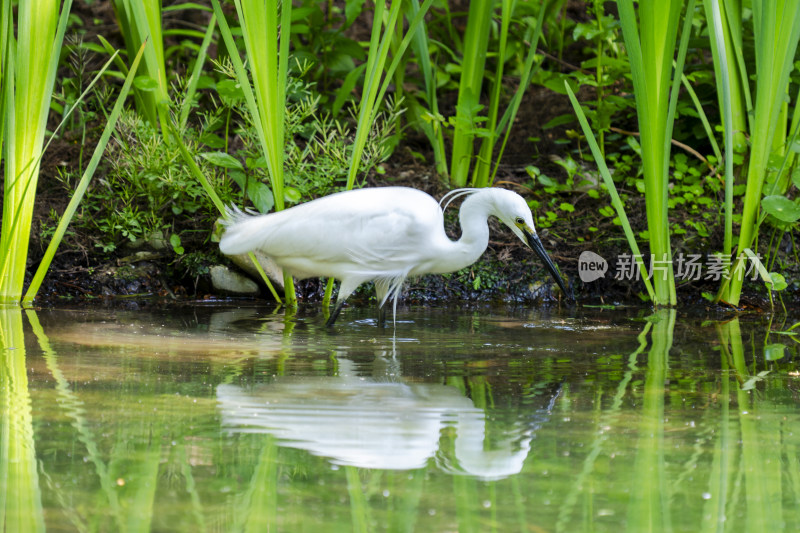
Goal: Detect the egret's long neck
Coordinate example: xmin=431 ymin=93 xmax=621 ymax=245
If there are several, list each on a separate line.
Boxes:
xmin=434 ymin=192 xmax=493 ymax=273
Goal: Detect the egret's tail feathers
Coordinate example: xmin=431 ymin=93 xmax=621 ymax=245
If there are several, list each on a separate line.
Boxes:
xmin=219 ymin=207 xmax=269 ymax=255
xmin=221 ymin=205 xmax=248 ymax=226
xmin=375 ymin=272 xmax=409 ymax=326
xmin=375 ymin=275 xmax=405 ymax=308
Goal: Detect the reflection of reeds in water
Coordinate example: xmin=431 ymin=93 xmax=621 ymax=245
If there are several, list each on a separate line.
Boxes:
xmin=703 ymin=319 xmax=736 ymax=532
xmin=555 ymin=309 xmax=676 ymax=532
xmin=627 ymin=309 xmax=675 ymax=531
xmin=27 ymin=310 xmax=124 ymax=530
xmin=716 ymin=318 xmax=784 ymax=531
xmin=16 ymin=307 xmax=800 ymax=530
xmin=556 ymin=316 xmax=653 ymax=531
xmin=214 ymin=431 xmax=278 ymax=533
xmin=1 ymin=308 xmax=45 ymax=531
xmin=553 ymin=313 xmax=793 ymax=532
xmin=27 ymin=309 xmax=213 ymax=532
xmin=27 ymin=307 xmax=288 ymax=531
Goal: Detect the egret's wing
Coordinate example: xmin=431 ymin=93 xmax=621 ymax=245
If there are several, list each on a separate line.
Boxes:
xmin=344 ymin=210 xmax=437 ymax=264
xmin=220 ymin=188 xmax=444 ymax=277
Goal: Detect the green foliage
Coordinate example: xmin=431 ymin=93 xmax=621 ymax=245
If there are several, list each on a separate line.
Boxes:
xmin=6 ymin=0 xmax=800 ymax=305
xmin=535 ymin=0 xmax=633 ymax=156
xmin=614 ymin=0 xmax=695 ymax=306
xmin=565 ymin=81 xmax=656 ymax=300
xmin=111 ymin=0 xmax=170 ymax=137
xmin=210 ymin=0 xmax=299 ymax=305
xmin=762 ymin=195 xmax=800 ymax=224
xmin=205 ymin=60 xmax=400 ymax=210
xmin=283 ymin=101 xmax=400 ymax=200
xmin=62 ymin=111 xmax=236 ymax=254
xmin=286 ymin=0 xmax=369 ymax=114
xmin=712 ymin=0 xmax=800 ymax=305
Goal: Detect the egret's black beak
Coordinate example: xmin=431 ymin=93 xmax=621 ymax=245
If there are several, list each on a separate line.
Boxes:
xmin=524 ymin=229 xmax=574 ymax=301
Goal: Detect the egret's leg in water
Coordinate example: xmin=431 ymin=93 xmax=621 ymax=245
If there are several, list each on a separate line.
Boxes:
xmin=325 ymin=279 xmax=361 ymax=326
xmin=375 ymin=280 xmax=390 ymax=328
xmin=326 ymin=301 xmax=345 ymax=326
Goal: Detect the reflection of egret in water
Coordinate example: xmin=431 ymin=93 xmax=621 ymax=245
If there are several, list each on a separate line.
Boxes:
xmin=437 ymin=391 xmax=559 ymax=481
xmin=217 ymin=359 xmax=559 ymax=480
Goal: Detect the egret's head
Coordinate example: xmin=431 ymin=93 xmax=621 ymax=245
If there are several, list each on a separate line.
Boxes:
xmin=491 ymin=189 xmax=574 ymax=301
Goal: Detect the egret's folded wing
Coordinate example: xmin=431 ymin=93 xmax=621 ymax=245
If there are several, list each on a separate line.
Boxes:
xmin=220 ymin=189 xmax=443 ymax=272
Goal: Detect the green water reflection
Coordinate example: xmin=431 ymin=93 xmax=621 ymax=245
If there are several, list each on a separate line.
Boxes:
xmin=1 ymin=304 xmax=799 ymax=531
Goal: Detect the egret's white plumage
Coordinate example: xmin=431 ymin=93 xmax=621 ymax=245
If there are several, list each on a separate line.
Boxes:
xmin=219 ymin=187 xmax=571 ymax=325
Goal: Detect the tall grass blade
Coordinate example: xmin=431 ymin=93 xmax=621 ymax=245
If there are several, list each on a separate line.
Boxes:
xmin=405 ymin=0 xmax=447 ymax=177
xmin=703 ymin=0 xmax=748 ymax=152
xmin=0 ymin=0 xmax=10 ymax=161
xmin=23 ymin=43 xmax=146 ymax=304
xmin=470 ymin=0 xmax=512 ymax=188
xmin=616 ymin=0 xmax=685 ymax=306
xmin=468 ymin=1 xmax=546 ymax=188
xmin=450 ymin=0 xmax=493 ymax=187
xmin=1 ymin=47 xmax=118 ymax=296
xmin=0 ymin=0 xmax=73 ymax=303
xmin=111 ymin=0 xmax=170 ymax=137
xmin=707 ymin=0 xmax=736 ymax=272
xmin=228 ymin=0 xmax=290 ymax=211
xmin=347 ymin=0 xmax=435 ymax=190
xmin=680 ymin=71 xmax=723 ymax=164
xmin=489 ymin=9 xmax=546 ymax=186
xmin=211 ymin=0 xmax=296 ymax=305
xmin=565 ymin=82 xmax=655 ymax=301
xmin=179 ymin=13 xmax=216 ymax=132
xmin=722 ymin=0 xmax=800 ymax=305
xmin=344 ymin=0 xmax=401 ymax=190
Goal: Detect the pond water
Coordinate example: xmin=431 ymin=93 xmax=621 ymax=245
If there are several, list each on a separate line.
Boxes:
xmin=2 ymin=303 xmax=799 ymax=532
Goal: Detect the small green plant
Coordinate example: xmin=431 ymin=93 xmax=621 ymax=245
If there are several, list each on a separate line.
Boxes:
xmin=51 ymin=35 xmax=99 ymax=170
xmin=284 ymin=100 xmax=401 ymax=200
xmin=61 ymin=110 xmax=236 ymax=254
xmin=535 ymin=0 xmax=632 ymax=158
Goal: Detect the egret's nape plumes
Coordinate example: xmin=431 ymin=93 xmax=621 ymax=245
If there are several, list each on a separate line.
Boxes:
xmin=219 ymin=187 xmax=573 ymax=325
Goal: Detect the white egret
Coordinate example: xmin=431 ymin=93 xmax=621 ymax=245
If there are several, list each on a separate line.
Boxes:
xmin=219 ymin=187 xmax=573 ymax=325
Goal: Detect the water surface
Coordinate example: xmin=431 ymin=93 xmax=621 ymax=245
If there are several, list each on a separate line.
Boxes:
xmin=2 ymin=304 xmax=798 ymax=531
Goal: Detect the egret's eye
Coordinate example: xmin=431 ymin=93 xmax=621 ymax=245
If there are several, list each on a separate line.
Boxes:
xmin=514 ymin=217 xmax=525 ymax=225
